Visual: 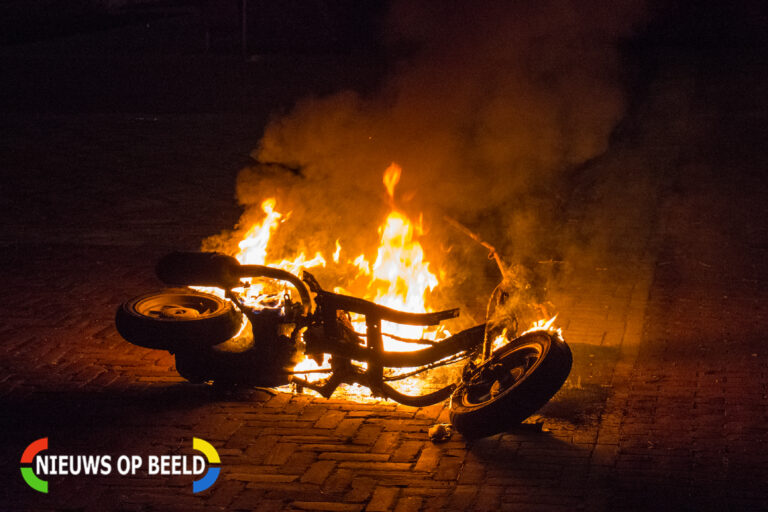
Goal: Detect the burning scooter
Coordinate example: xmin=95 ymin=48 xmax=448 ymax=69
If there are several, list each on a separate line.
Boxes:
xmin=116 ymin=251 xmax=571 ymax=438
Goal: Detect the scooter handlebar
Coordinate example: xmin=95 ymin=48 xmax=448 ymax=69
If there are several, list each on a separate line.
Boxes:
xmin=156 ymin=251 xmax=241 ymax=288
xmin=156 ymin=252 xmax=313 ymax=313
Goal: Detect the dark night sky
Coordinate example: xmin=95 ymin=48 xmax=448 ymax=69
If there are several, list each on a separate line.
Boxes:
xmin=0 ymin=1 xmax=766 ymax=111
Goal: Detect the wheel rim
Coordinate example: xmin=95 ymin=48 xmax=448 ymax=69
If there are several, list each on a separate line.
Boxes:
xmin=462 ymin=341 xmax=545 ymax=406
xmin=134 ymin=293 xmax=223 ymax=320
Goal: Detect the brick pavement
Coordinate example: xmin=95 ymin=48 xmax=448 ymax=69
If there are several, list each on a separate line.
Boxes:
xmin=593 ymin=60 xmax=768 ymax=509
xmin=2 ymin=24 xmax=768 ymax=512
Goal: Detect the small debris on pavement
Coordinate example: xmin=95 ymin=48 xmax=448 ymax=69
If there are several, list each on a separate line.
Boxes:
xmin=511 ymin=420 xmax=546 ymax=433
xmin=428 ymin=423 xmax=453 ymax=442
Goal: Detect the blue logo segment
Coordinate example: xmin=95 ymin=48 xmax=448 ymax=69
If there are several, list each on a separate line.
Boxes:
xmin=191 ymin=437 xmax=220 ymax=493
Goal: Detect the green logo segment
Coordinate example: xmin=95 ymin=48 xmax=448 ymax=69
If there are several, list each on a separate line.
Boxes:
xmin=20 ymin=437 xmax=48 ymax=493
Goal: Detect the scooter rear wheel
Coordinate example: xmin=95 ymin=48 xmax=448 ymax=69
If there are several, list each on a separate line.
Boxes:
xmin=449 ymin=330 xmax=572 ymax=438
xmin=115 ymin=288 xmax=242 ymax=351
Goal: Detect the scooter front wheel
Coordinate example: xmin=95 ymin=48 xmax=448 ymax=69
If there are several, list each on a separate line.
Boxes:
xmin=115 ymin=288 xmax=243 ymax=351
xmin=449 ymin=330 xmax=572 ymax=438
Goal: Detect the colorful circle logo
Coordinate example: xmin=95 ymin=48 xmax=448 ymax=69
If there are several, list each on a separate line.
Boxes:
xmin=20 ymin=437 xmax=48 ymax=493
xmin=192 ymin=437 xmax=220 ymax=493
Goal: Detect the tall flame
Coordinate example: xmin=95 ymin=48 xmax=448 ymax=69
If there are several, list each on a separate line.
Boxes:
xmin=363 ymin=209 xmax=439 ymax=348
xmin=383 ymin=162 xmax=401 ymax=205
xmin=237 ymin=198 xmax=281 ymax=265
xmin=236 ymin=198 xmax=325 ymax=273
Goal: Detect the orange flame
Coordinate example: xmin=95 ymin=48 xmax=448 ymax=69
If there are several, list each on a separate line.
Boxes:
xmin=237 ymin=198 xmax=281 ymax=266
xmin=490 ymin=314 xmax=561 ymax=352
xmin=383 ymin=162 xmax=401 ymax=206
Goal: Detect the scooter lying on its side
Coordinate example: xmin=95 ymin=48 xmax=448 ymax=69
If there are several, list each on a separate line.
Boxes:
xmin=115 ymin=252 xmax=572 ymax=438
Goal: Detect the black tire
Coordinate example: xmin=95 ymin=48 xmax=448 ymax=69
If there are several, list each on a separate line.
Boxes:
xmin=449 ymin=330 xmax=572 ymax=438
xmin=115 ymin=288 xmax=243 ymax=351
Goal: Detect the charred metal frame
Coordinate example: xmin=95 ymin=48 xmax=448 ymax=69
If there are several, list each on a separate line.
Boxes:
xmin=157 ymin=252 xmax=486 ymax=407
xmin=291 ymin=284 xmax=483 ymax=406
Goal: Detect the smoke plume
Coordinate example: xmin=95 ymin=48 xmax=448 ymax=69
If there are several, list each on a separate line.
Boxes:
xmin=207 ymin=0 xmax=646 ymax=321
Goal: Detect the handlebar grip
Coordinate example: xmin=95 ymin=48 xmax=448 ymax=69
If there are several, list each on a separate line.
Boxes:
xmin=156 ymin=252 xmax=241 ymax=288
